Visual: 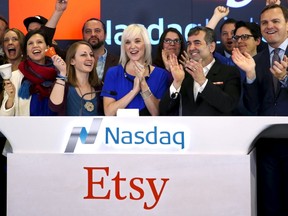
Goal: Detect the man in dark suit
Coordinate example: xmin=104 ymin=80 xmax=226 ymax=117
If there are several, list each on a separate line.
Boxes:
xmin=159 ymin=26 xmax=241 ymax=116
xmin=232 ymin=4 xmax=288 ymax=215
xmin=82 ymin=18 xmax=119 ymax=86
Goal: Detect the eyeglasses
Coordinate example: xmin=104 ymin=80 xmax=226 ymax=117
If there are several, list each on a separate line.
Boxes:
xmin=232 ymin=34 xmax=254 ymax=41
xmin=163 ymin=39 xmax=181 ymax=45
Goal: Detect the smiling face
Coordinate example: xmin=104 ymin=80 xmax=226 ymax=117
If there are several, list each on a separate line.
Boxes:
xmin=260 ymin=7 xmax=288 ymax=48
xmin=70 ymin=44 xmax=95 ymax=74
xmin=186 ymin=30 xmax=215 ymax=65
xmin=3 ymin=30 xmax=23 ymax=62
xmin=26 ymin=33 xmax=47 ymax=65
xmin=124 ymin=33 xmax=146 ymax=63
xmin=234 ymin=27 xmax=260 ymax=57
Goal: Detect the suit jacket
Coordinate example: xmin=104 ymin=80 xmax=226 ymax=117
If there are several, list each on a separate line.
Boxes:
xmin=103 ymin=52 xmax=119 ymax=83
xmin=160 ymin=60 xmax=241 ymax=116
xmin=243 ymin=47 xmax=288 ymax=116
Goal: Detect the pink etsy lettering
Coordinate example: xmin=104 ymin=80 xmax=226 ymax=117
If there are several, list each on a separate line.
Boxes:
xmin=83 ymin=167 xmax=170 ymax=210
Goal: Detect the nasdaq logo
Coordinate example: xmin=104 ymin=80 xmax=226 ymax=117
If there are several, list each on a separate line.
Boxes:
xmin=65 ymin=119 xmax=102 ymax=153
xmin=65 ymin=119 xmax=186 ymax=153
xmin=227 ymin=0 xmax=252 ymax=8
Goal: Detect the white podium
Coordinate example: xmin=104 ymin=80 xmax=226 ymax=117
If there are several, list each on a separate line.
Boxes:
xmin=2 ymin=117 xmax=288 ymax=216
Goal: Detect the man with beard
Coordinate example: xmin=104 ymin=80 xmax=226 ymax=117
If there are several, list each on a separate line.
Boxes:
xmin=82 ymin=18 xmax=119 ymax=85
xmin=159 ymin=26 xmax=241 ymax=116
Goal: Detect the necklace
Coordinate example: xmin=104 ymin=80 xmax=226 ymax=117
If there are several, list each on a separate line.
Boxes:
xmin=78 ymin=86 xmax=94 ymax=112
xmin=123 ymin=61 xmax=151 ymax=82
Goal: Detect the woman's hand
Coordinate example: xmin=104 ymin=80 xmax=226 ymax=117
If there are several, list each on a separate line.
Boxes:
xmin=52 ymin=55 xmax=66 ymax=75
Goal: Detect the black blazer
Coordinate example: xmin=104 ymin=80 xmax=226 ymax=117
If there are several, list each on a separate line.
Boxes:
xmin=160 ymin=60 xmax=241 ymax=116
xmin=243 ymin=46 xmax=288 ymax=116
xmin=103 ymin=52 xmax=119 ymax=83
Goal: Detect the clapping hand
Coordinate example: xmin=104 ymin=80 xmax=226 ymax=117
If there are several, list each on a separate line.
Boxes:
xmin=231 ymin=48 xmax=256 ymax=80
xmin=270 ymin=55 xmax=288 ymax=80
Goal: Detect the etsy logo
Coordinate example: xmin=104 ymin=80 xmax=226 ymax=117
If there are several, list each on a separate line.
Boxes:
xmin=9 ymin=0 xmax=100 ymax=40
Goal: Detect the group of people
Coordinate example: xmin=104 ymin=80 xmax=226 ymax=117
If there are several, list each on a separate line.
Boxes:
xmin=0 ymin=0 xmax=288 ymax=215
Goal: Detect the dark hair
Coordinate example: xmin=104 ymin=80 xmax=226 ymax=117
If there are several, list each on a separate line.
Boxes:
xmin=23 ymin=29 xmax=50 ymax=56
xmin=65 ymin=40 xmax=100 ymax=88
xmin=260 ymin=4 xmax=288 ymax=22
xmin=219 ymin=18 xmax=237 ymax=33
xmin=0 ymin=16 xmax=8 ymax=29
xmin=188 ymin=26 xmax=216 ymax=44
xmin=82 ymin=18 xmax=106 ymax=35
xmin=234 ymin=21 xmax=262 ymax=40
xmin=153 ymin=27 xmax=185 ymax=68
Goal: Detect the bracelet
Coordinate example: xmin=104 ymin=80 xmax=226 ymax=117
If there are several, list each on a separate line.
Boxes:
xmin=55 ymin=81 xmax=65 ymax=86
xmin=56 ymin=74 xmax=68 ymax=82
xmin=140 ymin=88 xmax=152 ymax=100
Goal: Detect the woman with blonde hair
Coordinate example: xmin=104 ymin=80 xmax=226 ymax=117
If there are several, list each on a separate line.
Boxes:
xmin=101 ymin=24 xmax=169 ymax=116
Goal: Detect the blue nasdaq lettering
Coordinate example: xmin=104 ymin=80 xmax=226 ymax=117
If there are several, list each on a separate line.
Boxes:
xmin=105 ymin=126 xmax=184 ymax=149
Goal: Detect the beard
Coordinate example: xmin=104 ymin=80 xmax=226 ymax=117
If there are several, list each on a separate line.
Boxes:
xmin=89 ymin=37 xmax=105 ymax=50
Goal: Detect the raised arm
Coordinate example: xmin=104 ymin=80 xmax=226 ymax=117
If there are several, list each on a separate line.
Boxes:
xmin=45 ymin=0 xmax=68 ymax=29
xmin=206 ymin=6 xmax=229 ymax=30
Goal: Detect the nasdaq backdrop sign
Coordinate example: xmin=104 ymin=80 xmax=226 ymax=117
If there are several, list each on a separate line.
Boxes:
xmin=1 ymin=0 xmax=276 ymax=54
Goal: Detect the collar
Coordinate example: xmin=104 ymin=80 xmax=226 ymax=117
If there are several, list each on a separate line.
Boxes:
xmin=268 ymin=38 xmax=288 ymax=54
xmin=203 ymin=58 xmax=215 ymax=76
xmin=98 ymin=48 xmax=107 ymax=62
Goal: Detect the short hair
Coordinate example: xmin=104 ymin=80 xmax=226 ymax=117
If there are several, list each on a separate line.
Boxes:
xmin=260 ymin=4 xmax=288 ymax=22
xmin=65 ymin=40 xmax=100 ymax=87
xmin=219 ymin=18 xmax=237 ymax=33
xmin=188 ymin=26 xmax=216 ymax=44
xmin=119 ymin=24 xmax=152 ymax=67
xmin=23 ymin=29 xmax=50 ymax=56
xmin=82 ymin=18 xmax=106 ymax=35
xmin=153 ymin=27 xmax=185 ymax=68
xmin=0 ymin=16 xmax=8 ymax=29
xmin=234 ymin=21 xmax=262 ymax=40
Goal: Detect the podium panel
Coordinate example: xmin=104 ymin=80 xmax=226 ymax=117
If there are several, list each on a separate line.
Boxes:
xmin=8 ymin=153 xmax=251 ymax=216
xmin=2 ymin=116 xmax=288 ymax=216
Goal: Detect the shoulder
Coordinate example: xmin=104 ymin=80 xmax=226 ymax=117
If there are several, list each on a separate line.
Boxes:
xmin=11 ymin=69 xmax=24 ymax=82
xmin=212 ymin=61 xmax=240 ymax=77
xmin=151 ymin=66 xmax=169 ymax=77
xmin=254 ymin=48 xmax=269 ymax=62
xmin=106 ymin=52 xmax=120 ymax=61
xmin=106 ymin=65 xmax=123 ymax=77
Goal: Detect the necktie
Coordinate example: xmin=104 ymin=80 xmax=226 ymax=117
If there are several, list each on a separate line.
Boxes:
xmin=272 ymin=48 xmax=281 ymax=93
xmin=272 ymin=48 xmax=281 ymax=65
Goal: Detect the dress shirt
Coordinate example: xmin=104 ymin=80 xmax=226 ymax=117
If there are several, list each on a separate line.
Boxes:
xmin=97 ymin=48 xmax=107 ymax=80
xmin=169 ymin=59 xmax=216 ymax=100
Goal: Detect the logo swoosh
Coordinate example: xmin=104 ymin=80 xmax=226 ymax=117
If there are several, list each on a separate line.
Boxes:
xmin=65 ymin=118 xmax=102 ymax=153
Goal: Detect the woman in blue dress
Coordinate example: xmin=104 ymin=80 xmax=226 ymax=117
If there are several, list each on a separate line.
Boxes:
xmin=101 ymin=24 xmax=169 ymax=116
